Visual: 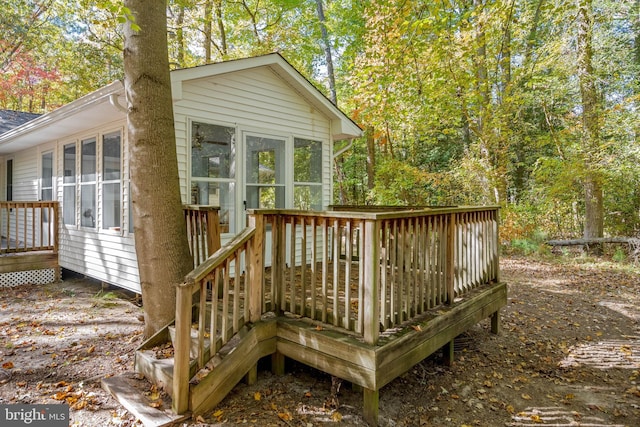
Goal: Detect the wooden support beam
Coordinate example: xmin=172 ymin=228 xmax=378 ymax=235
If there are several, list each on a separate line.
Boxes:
xmin=491 ymin=310 xmax=501 ymax=335
xmin=272 ymin=351 xmax=285 ymax=376
xmin=363 ymin=388 xmax=379 ymax=427
xmin=442 ymin=339 xmax=454 ymax=367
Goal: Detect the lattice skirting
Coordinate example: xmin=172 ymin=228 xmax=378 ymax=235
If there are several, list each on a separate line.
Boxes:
xmin=0 ymin=268 xmax=58 ymax=287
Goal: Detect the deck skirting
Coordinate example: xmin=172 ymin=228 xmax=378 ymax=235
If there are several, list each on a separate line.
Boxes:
xmin=0 ymin=252 xmax=59 ymax=287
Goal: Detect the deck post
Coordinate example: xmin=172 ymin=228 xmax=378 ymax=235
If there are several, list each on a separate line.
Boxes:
xmin=206 ymin=208 xmax=221 ymax=256
xmin=446 ymin=212 xmax=456 ymax=304
xmin=363 ymin=388 xmax=379 ymax=427
xmin=442 ymin=339 xmax=454 ymax=366
xmin=247 ymin=213 xmax=264 ymax=323
xmin=362 ymin=218 xmax=380 ymax=346
xmin=491 ymin=310 xmax=501 ymax=334
xmin=173 ymin=283 xmax=193 ymax=414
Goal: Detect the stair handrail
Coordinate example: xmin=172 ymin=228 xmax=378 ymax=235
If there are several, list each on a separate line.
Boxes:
xmin=173 ymin=214 xmax=264 ymax=414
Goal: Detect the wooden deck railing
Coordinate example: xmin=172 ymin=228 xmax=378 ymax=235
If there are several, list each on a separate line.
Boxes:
xmin=259 ymin=206 xmax=499 ymax=344
xmin=173 ymin=215 xmax=263 ymax=414
xmin=183 ymin=205 xmax=221 ymax=268
xmin=172 ymin=206 xmax=499 ymax=413
xmin=0 ymin=201 xmax=59 ymax=254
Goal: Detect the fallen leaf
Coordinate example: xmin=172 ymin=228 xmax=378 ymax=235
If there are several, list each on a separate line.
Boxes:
xmin=521 ymin=394 xmax=531 ymax=400
xmin=278 ymin=412 xmax=292 ymax=421
xmin=149 ymin=400 xmax=162 ymax=408
xmin=412 ymin=325 xmax=422 ymax=332
xmin=331 ymin=411 xmax=343 ymax=421
xmin=212 ymin=409 xmax=224 ymax=418
xmin=2 ymin=361 xmax=14 ymax=369
xmin=254 ymin=391 xmax=261 ymax=401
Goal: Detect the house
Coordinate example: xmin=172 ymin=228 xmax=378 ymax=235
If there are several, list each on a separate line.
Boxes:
xmin=0 ymin=53 xmax=362 ymax=292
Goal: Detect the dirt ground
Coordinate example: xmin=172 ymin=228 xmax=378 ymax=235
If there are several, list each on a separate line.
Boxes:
xmin=1 ymin=256 xmax=639 ymax=426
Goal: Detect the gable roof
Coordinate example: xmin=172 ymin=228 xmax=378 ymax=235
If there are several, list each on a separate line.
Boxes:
xmin=0 ymin=53 xmax=361 ymax=155
xmin=170 ymin=53 xmax=362 ymax=140
xmin=0 ymin=110 xmax=42 ymax=134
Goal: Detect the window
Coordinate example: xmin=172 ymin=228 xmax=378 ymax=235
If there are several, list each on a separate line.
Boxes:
xmin=102 ymin=131 xmax=121 ymax=230
xmin=191 ymin=122 xmax=236 ymax=233
xmin=6 ymin=159 xmax=12 ymax=201
xmin=41 ymin=152 xmax=53 ymax=201
xmin=62 ymin=143 xmax=76 ymax=225
xmin=80 ymin=137 xmax=96 ymax=228
xmin=293 ymin=138 xmax=323 ymax=210
xmin=245 ymin=135 xmax=286 ymax=210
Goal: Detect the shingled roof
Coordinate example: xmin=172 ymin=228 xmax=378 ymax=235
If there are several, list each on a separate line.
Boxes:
xmin=0 ymin=110 xmax=41 ymax=135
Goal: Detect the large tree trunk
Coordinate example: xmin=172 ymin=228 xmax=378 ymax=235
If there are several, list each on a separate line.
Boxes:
xmin=577 ymin=0 xmax=604 ymax=253
xmin=123 ymin=0 xmax=194 ymax=338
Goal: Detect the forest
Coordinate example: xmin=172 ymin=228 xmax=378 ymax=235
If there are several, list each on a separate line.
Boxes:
xmin=2 ymin=0 xmax=639 ymax=254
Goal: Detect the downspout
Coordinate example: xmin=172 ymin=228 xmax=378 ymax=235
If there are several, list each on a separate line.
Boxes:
xmin=109 ymin=94 xmax=128 ymax=114
xmin=333 ymin=138 xmax=354 ymax=159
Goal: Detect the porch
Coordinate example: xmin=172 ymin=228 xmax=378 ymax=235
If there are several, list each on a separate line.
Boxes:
xmin=135 ymin=205 xmax=506 ymax=426
xmin=0 ymin=201 xmax=59 ymax=287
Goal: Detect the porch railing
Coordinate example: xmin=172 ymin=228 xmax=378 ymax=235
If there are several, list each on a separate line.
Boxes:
xmin=183 ymin=205 xmax=221 ymax=268
xmin=172 ymin=206 xmax=499 ymax=413
xmin=260 ymin=206 xmax=499 ymax=344
xmin=0 ymin=201 xmax=59 ymax=254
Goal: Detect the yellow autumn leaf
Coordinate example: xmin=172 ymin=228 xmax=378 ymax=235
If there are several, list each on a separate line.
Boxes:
xmin=521 ymin=394 xmax=531 ymax=400
xmin=278 ymin=412 xmax=292 ymax=421
xmin=254 ymin=391 xmax=261 ymax=401
xmin=530 ymin=414 xmax=542 ymax=423
xmin=212 ymin=409 xmax=224 ymax=417
xmin=331 ymin=411 xmax=342 ymax=422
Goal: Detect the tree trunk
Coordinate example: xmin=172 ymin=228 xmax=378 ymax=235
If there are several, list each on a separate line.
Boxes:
xmin=577 ymin=0 xmax=604 ymax=253
xmin=215 ymin=0 xmax=228 ymax=57
xmin=203 ymin=0 xmax=213 ymax=63
xmin=315 ymin=0 xmax=337 ymax=105
xmin=365 ymin=126 xmax=376 ymax=191
xmin=123 ymin=0 xmax=194 ymax=338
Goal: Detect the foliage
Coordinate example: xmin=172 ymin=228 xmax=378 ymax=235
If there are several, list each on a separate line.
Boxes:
xmin=1 ymin=0 xmax=639 ymax=242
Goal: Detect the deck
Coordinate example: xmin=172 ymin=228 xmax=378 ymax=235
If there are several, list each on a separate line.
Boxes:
xmin=0 ymin=201 xmax=59 ymax=286
xmin=135 ymin=205 xmax=506 ymax=426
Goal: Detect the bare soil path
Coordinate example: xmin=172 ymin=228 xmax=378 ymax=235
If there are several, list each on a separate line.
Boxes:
xmin=1 ymin=257 xmax=639 ymax=426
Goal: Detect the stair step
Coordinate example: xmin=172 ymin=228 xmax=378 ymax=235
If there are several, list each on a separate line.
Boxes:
xmin=168 ymin=326 xmax=212 ymax=360
xmin=102 ymin=373 xmax=189 ymax=427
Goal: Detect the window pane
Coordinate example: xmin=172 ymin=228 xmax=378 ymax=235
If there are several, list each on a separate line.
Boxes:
xmin=294 ymin=138 xmax=322 ymax=183
xmin=103 ymin=132 xmax=121 ymax=181
xmin=294 ymin=185 xmax=323 ymax=210
xmin=191 ymin=122 xmax=235 ymax=179
xmin=80 ymin=185 xmax=96 ymax=227
xmin=42 ymin=152 xmax=53 ymax=189
xmin=81 ymin=138 xmax=96 ymax=182
xmin=6 ymin=159 xmax=12 ymax=201
xmin=41 ymin=189 xmax=53 ymax=201
xmin=246 ymin=136 xmax=284 ymax=184
xmin=191 ymin=181 xmax=235 ymax=233
xmin=64 ymin=144 xmax=75 ymax=184
xmin=63 ymin=186 xmax=76 ymax=225
xmin=246 ymin=185 xmax=284 ymax=209
xmin=102 ymin=183 xmax=120 ymax=229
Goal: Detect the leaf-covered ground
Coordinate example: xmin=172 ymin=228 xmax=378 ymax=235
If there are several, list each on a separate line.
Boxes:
xmin=1 ymin=257 xmax=639 ymax=426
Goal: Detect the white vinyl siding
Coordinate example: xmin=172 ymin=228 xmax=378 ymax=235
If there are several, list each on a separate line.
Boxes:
xmin=54 ymin=121 xmax=140 ymax=293
xmin=176 ymin=67 xmax=334 ymax=238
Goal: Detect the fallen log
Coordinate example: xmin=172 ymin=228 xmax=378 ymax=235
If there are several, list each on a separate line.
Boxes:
xmin=546 ymin=237 xmax=633 ymax=246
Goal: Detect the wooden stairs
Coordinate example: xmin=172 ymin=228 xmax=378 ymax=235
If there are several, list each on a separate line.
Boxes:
xmin=103 ymin=282 xmax=507 ymax=427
